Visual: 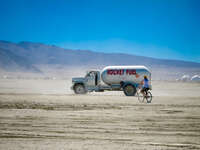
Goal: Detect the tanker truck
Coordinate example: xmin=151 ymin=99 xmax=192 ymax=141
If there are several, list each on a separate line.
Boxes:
xmin=71 ymin=66 xmax=152 ymax=96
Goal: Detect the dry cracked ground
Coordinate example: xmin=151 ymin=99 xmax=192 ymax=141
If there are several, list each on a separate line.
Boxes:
xmin=0 ymin=79 xmax=200 ymax=150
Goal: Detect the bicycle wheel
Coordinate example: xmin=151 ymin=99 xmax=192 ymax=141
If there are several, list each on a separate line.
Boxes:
xmin=145 ymin=91 xmax=152 ymax=103
xmin=137 ymin=92 xmax=144 ymax=103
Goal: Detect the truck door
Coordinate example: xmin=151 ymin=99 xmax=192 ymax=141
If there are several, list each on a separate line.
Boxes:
xmin=85 ymin=72 xmax=96 ymax=87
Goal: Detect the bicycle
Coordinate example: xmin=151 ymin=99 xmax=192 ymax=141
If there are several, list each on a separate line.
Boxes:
xmin=136 ymin=87 xmax=152 ymax=103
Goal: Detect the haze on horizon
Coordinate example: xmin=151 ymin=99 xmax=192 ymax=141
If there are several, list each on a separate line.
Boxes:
xmin=0 ymin=0 xmax=200 ymax=63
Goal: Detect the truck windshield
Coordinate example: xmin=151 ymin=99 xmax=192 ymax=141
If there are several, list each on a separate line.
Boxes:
xmin=85 ymin=72 xmax=93 ymax=77
xmin=85 ymin=73 xmax=90 ymax=77
xmin=85 ymin=72 xmax=96 ymax=78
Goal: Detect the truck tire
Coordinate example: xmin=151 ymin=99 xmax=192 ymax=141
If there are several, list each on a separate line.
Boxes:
xmin=123 ymin=84 xmax=136 ymax=96
xmin=74 ymin=84 xmax=87 ymax=94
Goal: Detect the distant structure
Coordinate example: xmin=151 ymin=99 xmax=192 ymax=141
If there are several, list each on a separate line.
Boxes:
xmin=191 ymin=75 xmax=200 ymax=82
xmin=3 ymin=75 xmax=8 ymax=79
xmin=180 ymin=75 xmax=190 ymax=81
xmin=176 ymin=74 xmax=200 ymax=82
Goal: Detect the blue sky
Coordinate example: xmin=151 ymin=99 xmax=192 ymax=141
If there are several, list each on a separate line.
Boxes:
xmin=0 ymin=0 xmax=200 ymax=62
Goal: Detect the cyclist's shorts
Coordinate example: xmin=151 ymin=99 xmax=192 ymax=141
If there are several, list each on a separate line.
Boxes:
xmin=141 ymin=87 xmax=149 ymax=92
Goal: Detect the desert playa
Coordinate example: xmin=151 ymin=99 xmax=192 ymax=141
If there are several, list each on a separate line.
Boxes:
xmin=1 ymin=0 xmax=200 ymax=149
xmin=0 ymin=79 xmax=200 ymax=150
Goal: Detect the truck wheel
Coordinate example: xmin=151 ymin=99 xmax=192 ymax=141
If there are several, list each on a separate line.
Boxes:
xmin=74 ymin=84 xmax=87 ymax=94
xmin=123 ymin=84 xmax=136 ymax=96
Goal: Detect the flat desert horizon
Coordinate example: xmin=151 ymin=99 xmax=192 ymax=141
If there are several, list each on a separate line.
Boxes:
xmin=0 ymin=78 xmax=200 ymax=150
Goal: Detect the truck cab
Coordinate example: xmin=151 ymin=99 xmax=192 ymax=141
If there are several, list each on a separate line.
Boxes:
xmin=85 ymin=71 xmax=100 ymax=87
xmin=71 ymin=70 xmax=101 ymax=94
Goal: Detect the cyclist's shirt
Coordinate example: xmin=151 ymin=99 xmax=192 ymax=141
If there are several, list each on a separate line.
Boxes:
xmin=143 ymin=78 xmax=149 ymax=88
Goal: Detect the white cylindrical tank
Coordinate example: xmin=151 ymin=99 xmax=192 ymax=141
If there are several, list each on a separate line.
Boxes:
xmin=101 ymin=66 xmax=151 ymax=85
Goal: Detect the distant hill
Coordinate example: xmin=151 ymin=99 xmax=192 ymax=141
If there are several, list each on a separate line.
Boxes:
xmin=0 ymin=47 xmax=40 ymax=72
xmin=1 ymin=40 xmax=200 ymax=67
xmin=0 ymin=40 xmax=200 ymax=79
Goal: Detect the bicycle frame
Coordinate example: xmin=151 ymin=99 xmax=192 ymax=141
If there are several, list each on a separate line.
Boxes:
xmin=136 ymin=87 xmax=152 ymax=103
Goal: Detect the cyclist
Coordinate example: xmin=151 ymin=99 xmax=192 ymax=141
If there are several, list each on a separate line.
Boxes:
xmin=140 ymin=75 xmax=149 ymax=96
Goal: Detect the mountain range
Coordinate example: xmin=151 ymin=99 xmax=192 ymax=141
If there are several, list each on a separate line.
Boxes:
xmin=0 ymin=40 xmax=200 ymax=79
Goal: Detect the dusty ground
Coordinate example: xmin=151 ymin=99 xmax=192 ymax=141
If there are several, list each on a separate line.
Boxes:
xmin=0 ymin=79 xmax=200 ymax=150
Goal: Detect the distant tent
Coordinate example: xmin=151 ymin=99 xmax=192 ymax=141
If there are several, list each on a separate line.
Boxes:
xmin=180 ymin=75 xmax=190 ymax=81
xmin=191 ymin=75 xmax=200 ymax=82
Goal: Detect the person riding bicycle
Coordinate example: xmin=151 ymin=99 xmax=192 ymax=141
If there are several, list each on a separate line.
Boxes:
xmin=140 ymin=75 xmax=149 ymax=96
